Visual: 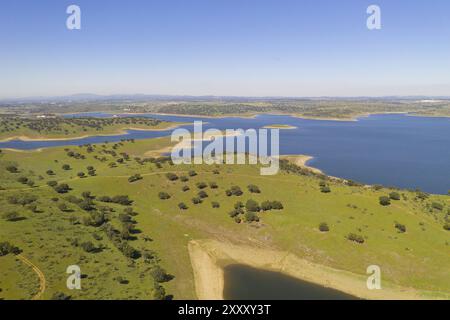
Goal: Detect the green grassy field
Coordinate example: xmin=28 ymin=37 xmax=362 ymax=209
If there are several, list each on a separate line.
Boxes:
xmin=0 ymin=137 xmax=449 ymax=300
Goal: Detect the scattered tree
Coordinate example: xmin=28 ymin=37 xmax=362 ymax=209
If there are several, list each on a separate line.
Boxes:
xmin=389 ymin=192 xmax=401 ymax=201
xmin=395 ymin=222 xmax=406 ymax=233
xmin=247 ymin=184 xmax=261 ymax=193
xmin=188 ymin=170 xmax=197 ymax=177
xmin=244 ymin=211 xmax=260 ymax=223
xmin=196 ymin=182 xmax=207 ymax=189
xmin=0 ymin=242 xmax=21 ymax=256
xmin=212 ymin=201 xmax=220 ymax=208
xmin=198 ymin=190 xmax=208 ymax=199
xmin=346 ymin=233 xmax=365 ymax=244
xmin=178 ymin=202 xmax=188 ymax=210
xmin=209 ymin=182 xmax=218 ymax=189
xmin=319 ymin=222 xmax=330 ymax=232
xmin=165 ymin=173 xmax=178 ymax=181
xmin=245 ymin=199 xmax=260 ymax=212
xmin=192 ymin=197 xmax=202 ymax=204
xmin=379 ymin=196 xmax=391 ymax=206
xmin=158 ymin=192 xmax=171 ymax=200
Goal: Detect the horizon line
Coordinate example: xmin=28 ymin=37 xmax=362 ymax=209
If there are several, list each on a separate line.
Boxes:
xmin=1 ymin=93 xmax=450 ymax=103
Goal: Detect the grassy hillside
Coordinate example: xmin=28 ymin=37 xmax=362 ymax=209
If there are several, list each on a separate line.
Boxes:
xmin=0 ymin=116 xmax=177 ymax=141
xmin=0 ymin=137 xmax=449 ymax=300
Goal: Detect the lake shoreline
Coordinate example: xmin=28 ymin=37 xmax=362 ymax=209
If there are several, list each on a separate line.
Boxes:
xmin=60 ymin=110 xmax=450 ymax=121
xmin=280 ymin=155 xmax=324 ymax=174
xmin=263 ymin=124 xmax=298 ymax=129
xmin=188 ymin=239 xmax=441 ymax=300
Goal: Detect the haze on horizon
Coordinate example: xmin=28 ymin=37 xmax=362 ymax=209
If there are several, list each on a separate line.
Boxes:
xmin=1 ymin=0 xmax=450 ymax=99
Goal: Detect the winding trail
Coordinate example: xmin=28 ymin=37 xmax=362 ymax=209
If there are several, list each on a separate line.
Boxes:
xmin=17 ymin=254 xmax=46 ymax=300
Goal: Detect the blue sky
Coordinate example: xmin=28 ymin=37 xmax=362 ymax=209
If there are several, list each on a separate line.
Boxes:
xmin=1 ymin=0 xmax=450 ymax=98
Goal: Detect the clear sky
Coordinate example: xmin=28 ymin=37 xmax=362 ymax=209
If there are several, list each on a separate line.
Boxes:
xmin=1 ymin=0 xmax=450 ymax=98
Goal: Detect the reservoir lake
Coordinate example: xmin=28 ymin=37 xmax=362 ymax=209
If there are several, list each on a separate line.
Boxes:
xmin=0 ymin=113 xmax=448 ymax=194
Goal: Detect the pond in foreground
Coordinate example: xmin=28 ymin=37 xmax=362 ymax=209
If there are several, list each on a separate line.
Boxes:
xmin=223 ymin=264 xmax=357 ymax=300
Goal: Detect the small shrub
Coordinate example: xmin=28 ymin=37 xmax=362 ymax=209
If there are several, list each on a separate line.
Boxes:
xmin=51 ymin=292 xmax=71 ymax=300
xmin=247 ymin=184 xmax=261 ymax=193
xmin=234 ymin=201 xmax=244 ymax=209
xmin=245 ymin=199 xmax=260 ymax=212
xmin=379 ymin=196 xmax=391 ymax=206
xmin=111 ymin=195 xmax=133 ymax=205
xmin=6 ymin=165 xmax=19 ymax=173
xmin=2 ymin=212 xmax=22 ymax=222
xmin=228 ymin=209 xmax=241 ymax=218
xmin=152 ymin=283 xmax=166 ymax=300
xmin=81 ymin=241 xmax=96 ymax=253
xmin=261 ymin=201 xmax=272 ymax=211
xmin=244 ymin=211 xmax=260 ymax=223
xmin=346 ymin=233 xmax=365 ymax=244
xmin=158 ymin=192 xmax=171 ymax=200
xmin=192 ymin=197 xmax=202 ymax=204
xmin=319 ymin=222 xmax=329 ymax=232
xmin=196 ymin=182 xmax=207 ymax=189
xmin=165 ymin=173 xmax=178 ymax=181
xmin=209 ymin=182 xmax=218 ymax=189
xmin=0 ymin=242 xmax=21 ymax=256
xmin=198 ymin=190 xmax=208 ymax=199
xmin=47 ymin=181 xmax=58 ymax=187
xmin=431 ymin=202 xmax=443 ymax=211
xmin=178 ymin=202 xmax=188 ymax=210
xmin=389 ymin=192 xmax=401 ymax=201
xmin=150 ymin=265 xmax=172 ymax=283
xmin=271 ymin=201 xmax=284 ymax=210
xmin=212 ymin=201 xmax=220 ymax=208
xmin=227 ymin=186 xmax=243 ymax=196
xmin=128 ymin=174 xmax=143 ymax=183
xmin=17 ymin=177 xmax=28 ymax=184
xmin=54 ymin=183 xmax=70 ymax=194
xmin=188 ymin=170 xmax=197 ymax=177
xmin=395 ymin=223 xmax=406 ymax=233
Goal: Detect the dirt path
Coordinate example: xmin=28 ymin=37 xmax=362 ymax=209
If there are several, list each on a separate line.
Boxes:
xmin=17 ymin=254 xmax=46 ymax=300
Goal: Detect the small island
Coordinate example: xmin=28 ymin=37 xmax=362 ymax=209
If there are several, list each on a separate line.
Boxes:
xmin=263 ymin=124 xmax=297 ymax=130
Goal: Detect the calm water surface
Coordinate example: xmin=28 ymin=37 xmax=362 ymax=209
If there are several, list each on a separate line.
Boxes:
xmin=0 ymin=113 xmax=448 ymax=194
xmin=223 ymin=264 xmax=356 ymax=300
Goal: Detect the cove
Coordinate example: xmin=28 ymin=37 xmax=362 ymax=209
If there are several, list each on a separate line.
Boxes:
xmin=223 ymin=264 xmax=357 ymax=300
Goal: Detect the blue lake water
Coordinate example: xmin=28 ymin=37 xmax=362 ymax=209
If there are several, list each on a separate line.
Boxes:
xmin=0 ymin=113 xmax=449 ymax=194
